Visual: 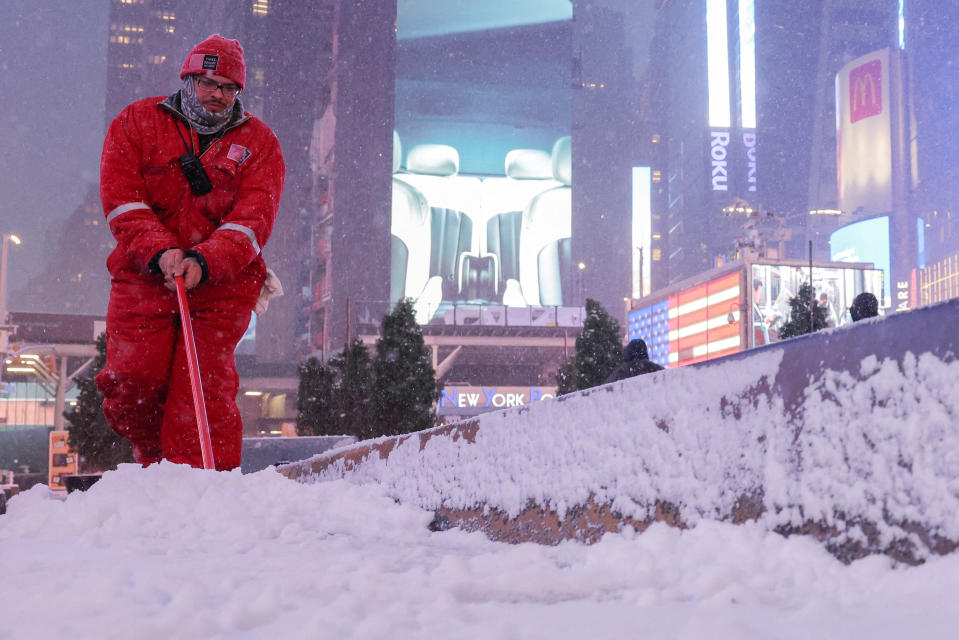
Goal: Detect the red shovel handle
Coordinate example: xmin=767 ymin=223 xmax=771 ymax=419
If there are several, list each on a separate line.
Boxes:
xmin=174 ymin=275 xmax=215 ymax=470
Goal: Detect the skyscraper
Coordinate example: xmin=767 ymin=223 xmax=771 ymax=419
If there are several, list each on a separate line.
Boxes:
xmin=301 ymin=0 xmax=395 ymax=361
xmin=654 ymin=0 xmax=760 ymax=285
xmin=571 ymin=0 xmax=666 ymax=315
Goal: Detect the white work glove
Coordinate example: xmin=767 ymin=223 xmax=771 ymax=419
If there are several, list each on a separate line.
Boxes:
xmin=255 ymin=268 xmax=284 ymax=315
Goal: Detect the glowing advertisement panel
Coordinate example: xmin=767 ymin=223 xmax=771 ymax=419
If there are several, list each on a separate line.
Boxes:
xmin=628 ymin=271 xmax=742 ymax=368
xmin=706 ymin=0 xmax=731 ymax=129
xmin=627 ymin=300 xmax=670 ymax=367
xmin=631 ymin=167 xmax=652 ymax=299
xmin=438 ymin=385 xmax=556 ymax=416
xmin=898 ymin=0 xmax=906 ymax=49
xmin=738 ymin=0 xmax=756 ymax=130
xmin=629 ymin=262 xmax=885 ymax=365
xmin=750 ymin=263 xmax=884 ymax=346
xmin=392 ymin=8 xmax=572 ymax=324
xmin=830 ymin=216 xmax=891 ymax=304
xmin=836 ymin=49 xmax=893 ymax=216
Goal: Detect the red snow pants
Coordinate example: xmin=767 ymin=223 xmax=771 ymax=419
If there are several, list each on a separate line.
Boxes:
xmin=95 ymin=277 xmax=255 ymax=471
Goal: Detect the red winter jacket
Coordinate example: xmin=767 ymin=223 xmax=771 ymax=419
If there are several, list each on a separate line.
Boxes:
xmin=100 ymin=95 xmax=284 ymax=293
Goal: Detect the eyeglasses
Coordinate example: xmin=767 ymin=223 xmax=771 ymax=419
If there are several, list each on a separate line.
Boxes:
xmin=194 ymin=76 xmax=241 ymax=98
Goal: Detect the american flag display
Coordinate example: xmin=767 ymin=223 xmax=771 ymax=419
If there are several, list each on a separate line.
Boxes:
xmin=628 ymin=271 xmax=744 ymax=368
xmin=627 ymin=300 xmax=670 ymax=367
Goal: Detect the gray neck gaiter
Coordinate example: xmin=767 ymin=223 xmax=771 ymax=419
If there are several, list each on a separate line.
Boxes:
xmin=179 ymin=76 xmax=240 ymax=135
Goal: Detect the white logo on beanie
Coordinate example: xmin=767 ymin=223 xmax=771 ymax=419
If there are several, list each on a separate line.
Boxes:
xmin=201 ymin=54 xmax=219 ymax=71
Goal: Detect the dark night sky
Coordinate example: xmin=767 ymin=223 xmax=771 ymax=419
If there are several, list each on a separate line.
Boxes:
xmin=0 ymin=1 xmax=109 ymax=307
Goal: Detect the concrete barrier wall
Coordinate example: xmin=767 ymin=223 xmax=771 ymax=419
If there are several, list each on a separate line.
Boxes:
xmin=241 ymin=435 xmax=356 ymax=473
xmin=281 ymin=299 xmax=959 ymax=564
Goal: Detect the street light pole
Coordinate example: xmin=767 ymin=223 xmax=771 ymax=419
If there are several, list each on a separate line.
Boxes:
xmin=808 ymin=240 xmax=814 ymax=332
xmin=0 ymin=233 xmax=23 ymax=357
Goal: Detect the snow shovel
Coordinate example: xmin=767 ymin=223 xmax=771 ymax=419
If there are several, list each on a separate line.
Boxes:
xmin=174 ymin=275 xmax=216 ymax=470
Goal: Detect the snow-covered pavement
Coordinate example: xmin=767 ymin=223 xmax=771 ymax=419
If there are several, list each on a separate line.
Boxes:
xmin=3 ymin=462 xmax=958 ymax=640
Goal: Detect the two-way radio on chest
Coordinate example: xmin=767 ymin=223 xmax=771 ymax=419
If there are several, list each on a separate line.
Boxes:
xmin=173 ymin=117 xmax=223 ymax=196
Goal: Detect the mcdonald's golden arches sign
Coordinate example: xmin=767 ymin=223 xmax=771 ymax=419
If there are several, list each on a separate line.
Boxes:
xmin=849 ymin=59 xmax=882 ymax=123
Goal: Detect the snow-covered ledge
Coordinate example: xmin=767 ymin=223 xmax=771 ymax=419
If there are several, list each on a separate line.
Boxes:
xmin=281 ymin=299 xmax=959 ymax=564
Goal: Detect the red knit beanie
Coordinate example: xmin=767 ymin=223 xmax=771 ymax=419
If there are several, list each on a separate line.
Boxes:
xmin=180 ymin=34 xmax=246 ymax=89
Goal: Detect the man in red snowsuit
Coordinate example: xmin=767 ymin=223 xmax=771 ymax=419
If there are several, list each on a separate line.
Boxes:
xmin=96 ymin=35 xmax=285 ymax=470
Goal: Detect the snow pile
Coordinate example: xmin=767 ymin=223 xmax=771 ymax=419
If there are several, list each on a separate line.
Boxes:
xmin=5 ymin=462 xmax=959 ymax=639
xmin=314 ymin=349 xmax=782 ymax=520
xmin=303 ymin=347 xmax=959 ymax=559
xmin=778 ymin=351 xmax=959 ymax=546
xmin=5 ymin=313 xmax=959 ymax=636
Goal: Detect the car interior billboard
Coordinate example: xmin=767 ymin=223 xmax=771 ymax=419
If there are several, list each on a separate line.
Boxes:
xmin=392 ymin=3 xmax=573 ymax=324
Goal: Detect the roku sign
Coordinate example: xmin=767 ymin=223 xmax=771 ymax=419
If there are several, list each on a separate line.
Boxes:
xmin=743 ymin=132 xmax=757 ymax=192
xmin=711 ymin=130 xmax=729 ymax=191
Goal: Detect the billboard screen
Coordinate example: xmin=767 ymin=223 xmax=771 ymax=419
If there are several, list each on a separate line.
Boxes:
xmin=706 ymin=0 xmax=731 ymax=129
xmin=750 ymin=263 xmax=884 ymax=346
xmin=438 ymin=385 xmax=556 ymax=416
xmin=392 ymin=8 xmax=572 ymax=324
xmin=632 ymin=167 xmax=652 ymax=299
xmin=629 ymin=262 xmax=885 ymax=367
xmin=829 ymin=216 xmax=891 ymax=304
xmin=628 ymin=271 xmax=743 ymax=368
